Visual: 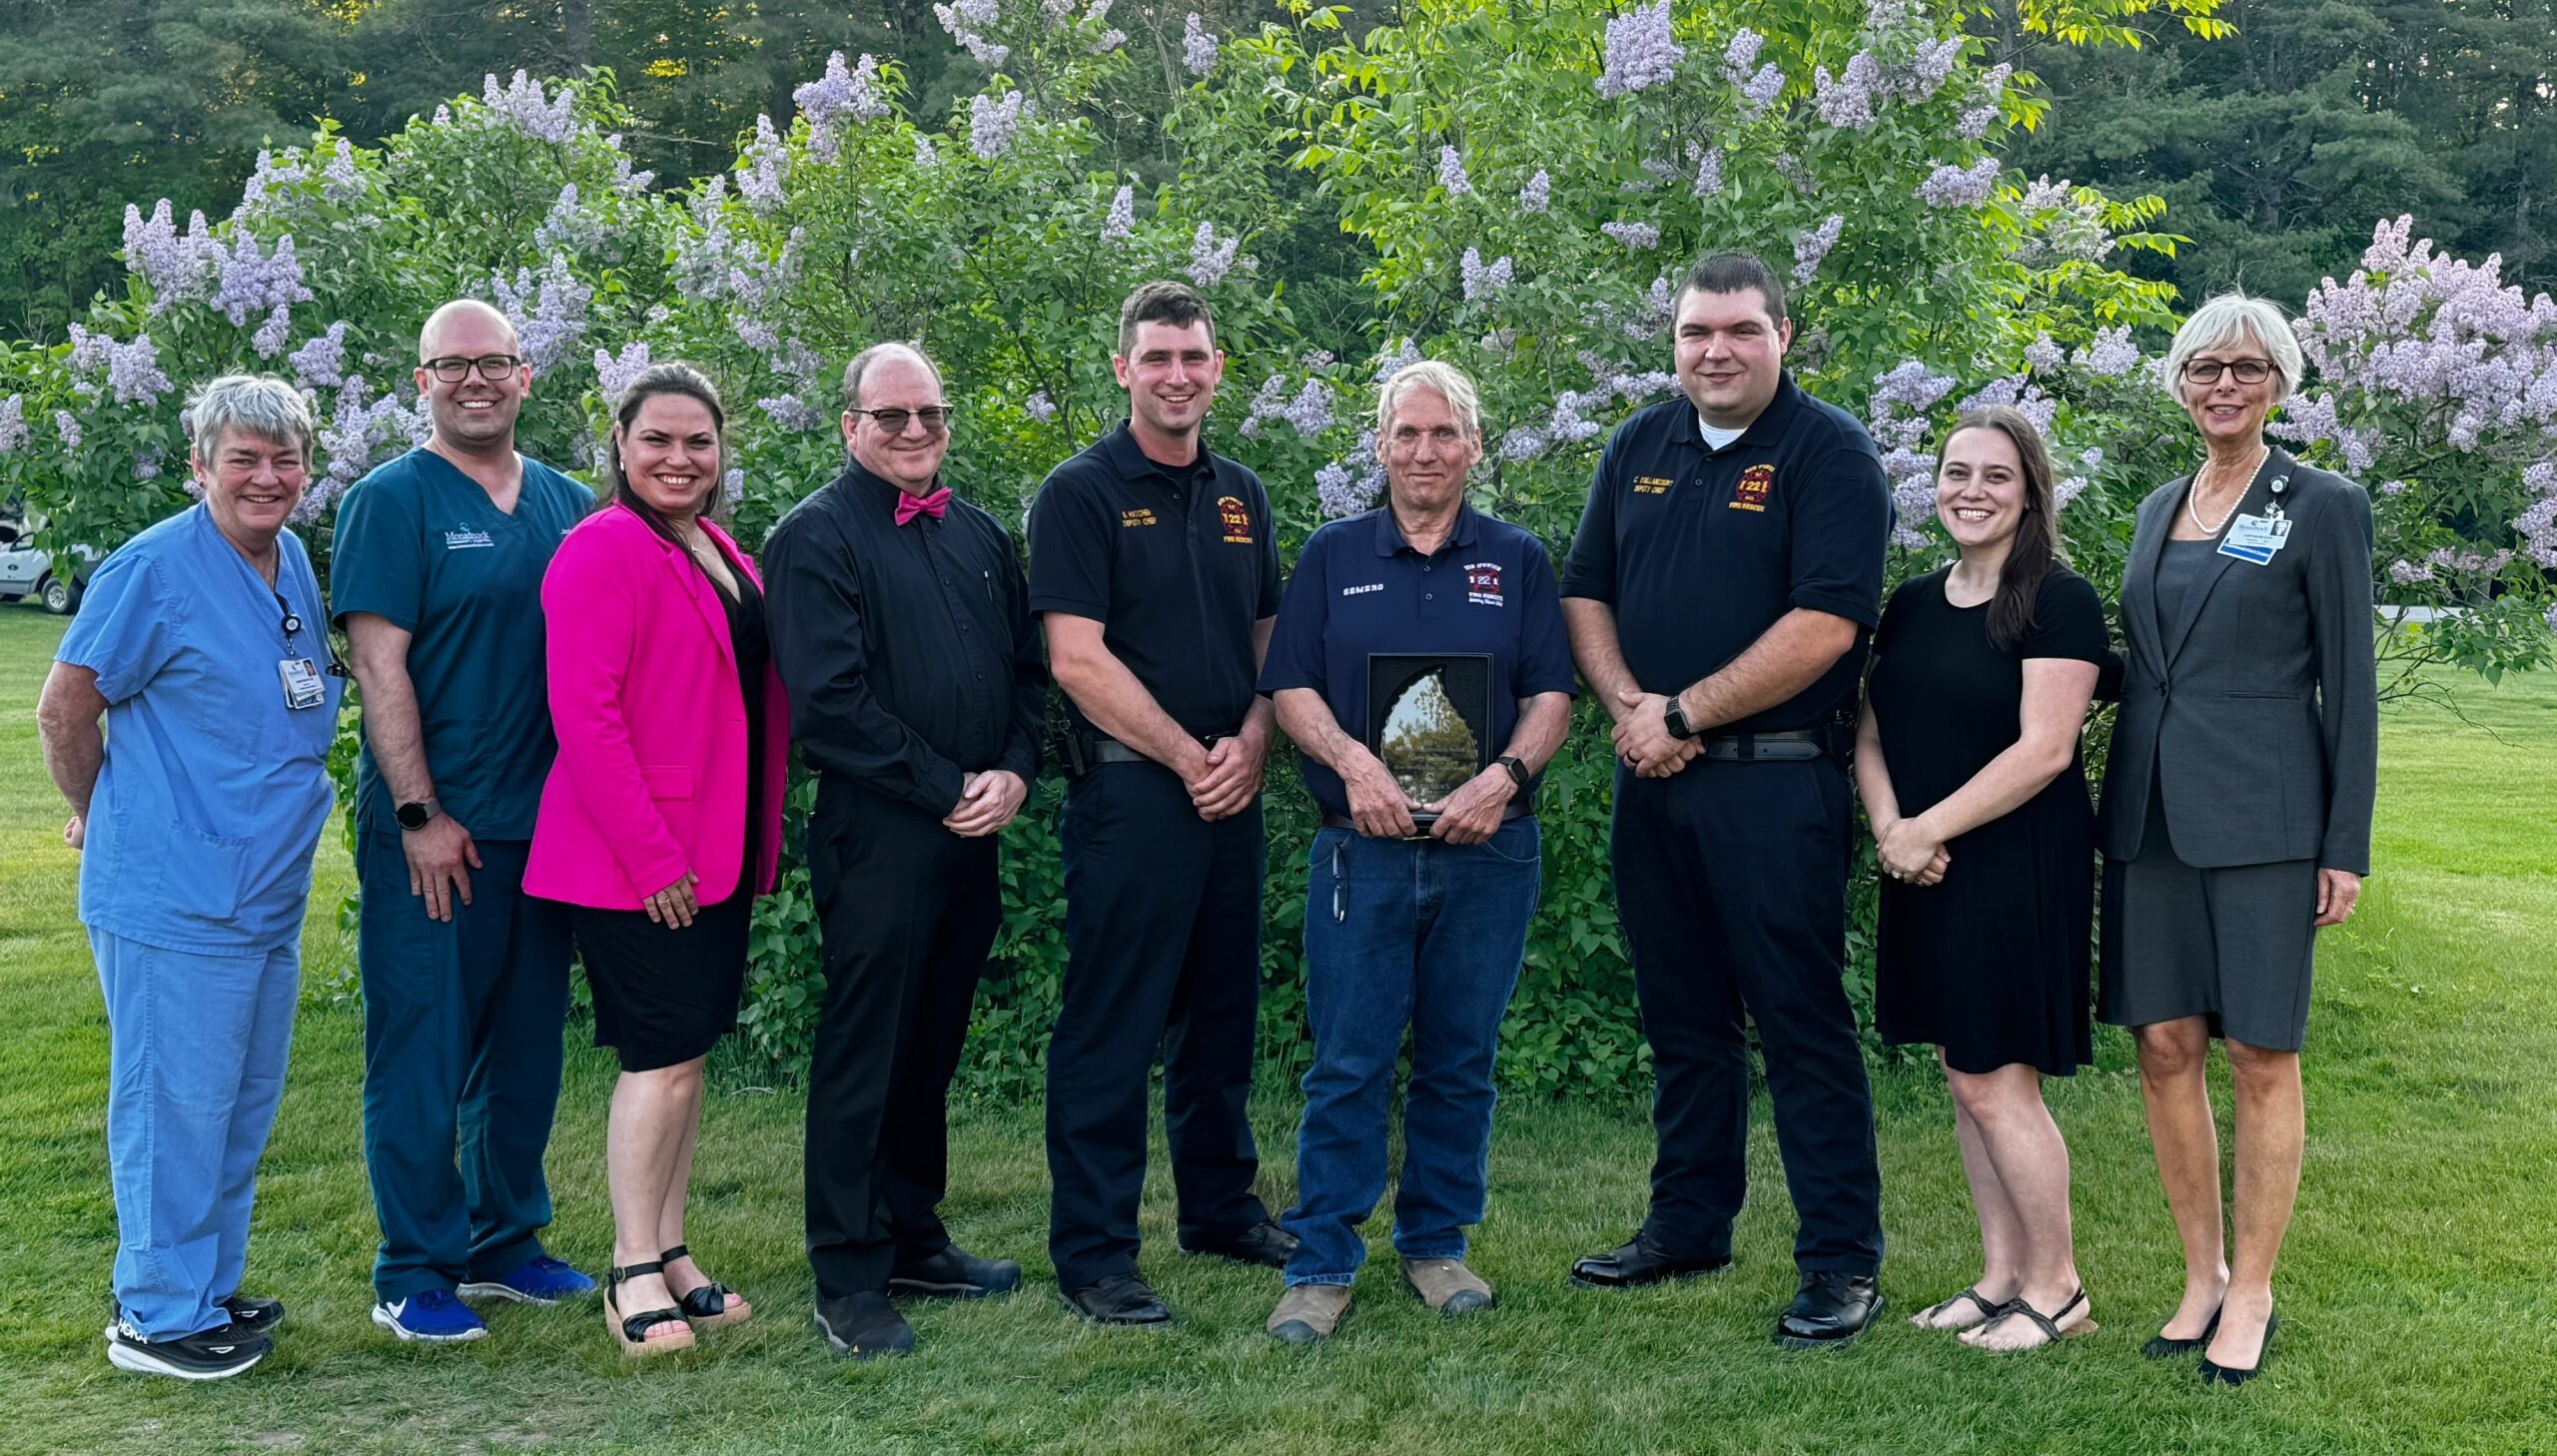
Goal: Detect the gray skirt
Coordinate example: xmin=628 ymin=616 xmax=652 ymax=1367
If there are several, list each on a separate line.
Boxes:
xmin=2099 ymin=778 xmax=2320 ymax=1052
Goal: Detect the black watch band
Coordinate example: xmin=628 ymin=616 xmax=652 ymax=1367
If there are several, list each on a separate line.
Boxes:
xmin=396 ymin=798 xmax=438 ymax=831
xmin=1663 ymin=696 xmax=1699 ymax=741
xmin=1496 ymin=755 xmax=1530 ymax=792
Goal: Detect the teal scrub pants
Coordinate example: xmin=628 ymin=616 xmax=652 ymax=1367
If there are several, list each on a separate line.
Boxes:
xmin=356 ymin=834 xmax=572 ymax=1301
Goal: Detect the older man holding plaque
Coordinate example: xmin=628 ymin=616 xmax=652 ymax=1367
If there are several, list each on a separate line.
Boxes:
xmin=1256 ymin=361 xmax=1576 ymax=1343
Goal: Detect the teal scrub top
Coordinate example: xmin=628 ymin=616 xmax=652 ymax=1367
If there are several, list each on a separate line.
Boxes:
xmin=57 ymin=504 xmax=345 ymax=955
xmin=329 ymin=446 xmax=593 ymax=838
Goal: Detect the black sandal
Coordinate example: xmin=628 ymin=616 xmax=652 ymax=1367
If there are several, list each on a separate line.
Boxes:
xmin=1910 ymin=1285 xmax=2004 ymax=1330
xmin=660 ymin=1244 xmax=751 ymax=1329
xmin=1968 ymin=1288 xmax=2094 ymax=1351
xmin=604 ymin=1260 xmax=695 ymax=1357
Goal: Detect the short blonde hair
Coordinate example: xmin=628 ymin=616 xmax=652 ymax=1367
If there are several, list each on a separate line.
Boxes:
xmin=2161 ymin=291 xmax=2304 ymax=401
xmin=1375 ymin=360 xmax=1482 ymax=438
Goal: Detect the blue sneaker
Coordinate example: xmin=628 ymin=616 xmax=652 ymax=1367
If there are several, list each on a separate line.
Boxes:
xmin=460 ymin=1255 xmax=595 ymax=1306
xmin=372 ymin=1289 xmax=487 ymax=1342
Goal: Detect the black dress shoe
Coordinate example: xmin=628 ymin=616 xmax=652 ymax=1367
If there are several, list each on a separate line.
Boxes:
xmin=814 ymin=1292 xmax=915 ymax=1359
xmin=890 ymin=1245 xmax=1023 ymax=1300
xmin=1567 ymin=1234 xmax=1733 ymax=1289
xmin=2199 ymin=1311 xmax=2278 ymax=1387
xmin=1180 ymin=1218 xmax=1298 ymax=1270
xmin=1774 ymin=1271 xmax=1884 ymax=1348
xmin=1059 ymin=1272 xmax=1173 ymax=1326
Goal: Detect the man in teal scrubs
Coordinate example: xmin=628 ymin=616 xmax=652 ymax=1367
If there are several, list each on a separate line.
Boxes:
xmin=332 ymin=300 xmax=596 ymax=1342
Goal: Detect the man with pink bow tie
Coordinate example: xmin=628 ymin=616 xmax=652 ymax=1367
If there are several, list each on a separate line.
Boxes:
xmin=760 ymin=341 xmax=1047 ymax=1359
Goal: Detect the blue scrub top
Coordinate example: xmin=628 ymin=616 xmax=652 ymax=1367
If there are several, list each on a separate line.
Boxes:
xmin=1258 ymin=503 xmax=1578 ymax=819
xmin=58 ymin=504 xmax=345 ymax=956
xmin=329 ymin=447 xmax=592 ymax=838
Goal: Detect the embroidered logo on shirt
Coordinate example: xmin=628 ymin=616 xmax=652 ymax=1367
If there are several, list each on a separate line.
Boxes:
xmin=444 ymin=524 xmax=496 ymax=549
xmin=1633 ymin=475 xmax=1675 ymax=495
xmin=1340 ymin=582 xmax=1385 ymax=597
xmin=1730 ymin=464 xmax=1774 ymax=512
xmin=1217 ymin=495 xmax=1254 ymax=544
xmin=1121 ymin=507 xmax=1158 ymax=527
xmin=1464 ymin=562 xmax=1505 ymax=606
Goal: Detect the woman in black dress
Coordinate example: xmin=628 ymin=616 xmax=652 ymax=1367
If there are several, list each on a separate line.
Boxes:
xmin=1855 ymin=404 xmax=2110 ymax=1352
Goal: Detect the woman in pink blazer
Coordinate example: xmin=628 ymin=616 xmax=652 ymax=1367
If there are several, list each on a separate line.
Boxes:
xmin=525 ymin=363 xmax=788 ymax=1356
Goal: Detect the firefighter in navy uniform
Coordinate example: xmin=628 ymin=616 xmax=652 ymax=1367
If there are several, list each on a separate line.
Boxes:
xmin=1558 ymin=253 xmax=1895 ymax=1348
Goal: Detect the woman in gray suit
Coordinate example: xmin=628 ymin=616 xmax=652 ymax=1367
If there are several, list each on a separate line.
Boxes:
xmin=2099 ymin=292 xmax=2377 ymax=1386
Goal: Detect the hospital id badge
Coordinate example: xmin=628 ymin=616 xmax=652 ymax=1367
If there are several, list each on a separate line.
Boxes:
xmin=2218 ymin=508 xmax=2290 ymax=566
xmin=279 ymin=657 xmax=327 ymax=710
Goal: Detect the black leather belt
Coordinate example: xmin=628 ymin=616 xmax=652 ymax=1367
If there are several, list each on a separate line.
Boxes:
xmin=1319 ymin=800 xmax=1534 ymax=833
xmin=1085 ymin=731 xmax=1232 ymax=767
xmin=1696 ymin=728 xmax=1826 ymax=762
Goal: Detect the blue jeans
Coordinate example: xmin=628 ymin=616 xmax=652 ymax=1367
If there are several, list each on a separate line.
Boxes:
xmin=92 ymin=929 xmax=302 ymax=1340
xmin=1282 ymin=818 xmax=1541 ymax=1286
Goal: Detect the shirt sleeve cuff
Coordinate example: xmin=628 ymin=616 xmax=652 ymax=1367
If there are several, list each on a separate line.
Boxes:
xmin=1026 ymin=593 xmax=1108 ymax=619
xmin=1789 ymin=587 xmax=1880 ymax=628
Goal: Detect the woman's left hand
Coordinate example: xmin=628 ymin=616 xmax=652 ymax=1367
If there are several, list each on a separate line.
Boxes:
xmin=2314 ymin=867 xmax=2362 ymax=927
xmin=1877 ymin=818 xmax=1947 ymax=885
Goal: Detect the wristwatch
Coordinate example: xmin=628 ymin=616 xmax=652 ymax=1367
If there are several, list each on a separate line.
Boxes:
xmin=1496 ymin=755 xmax=1530 ymax=792
xmin=395 ymin=797 xmax=439 ymax=831
xmin=1662 ymin=694 xmax=1700 ymax=741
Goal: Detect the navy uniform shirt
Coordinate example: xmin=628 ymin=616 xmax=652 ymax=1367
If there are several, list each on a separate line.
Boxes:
xmin=1258 ymin=503 xmax=1579 ymax=819
xmin=1559 ymin=373 xmax=1891 ymax=733
xmin=330 ymin=446 xmax=594 ymax=836
xmin=762 ymin=460 xmax=1045 ymax=817
xmin=1027 ymin=422 xmax=1281 ymax=739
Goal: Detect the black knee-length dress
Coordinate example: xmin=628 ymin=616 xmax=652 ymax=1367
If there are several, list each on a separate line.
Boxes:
xmin=1866 ymin=568 xmax=2110 ymax=1076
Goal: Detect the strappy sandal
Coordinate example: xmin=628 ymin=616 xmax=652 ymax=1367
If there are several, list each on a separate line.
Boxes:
xmin=604 ymin=1260 xmax=695 ymax=1357
xmin=1910 ymin=1285 xmax=2004 ymax=1331
xmin=660 ymin=1244 xmax=752 ymax=1329
xmin=1966 ymin=1287 xmax=2096 ymax=1352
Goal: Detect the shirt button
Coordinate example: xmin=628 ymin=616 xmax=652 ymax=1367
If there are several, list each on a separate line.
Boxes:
xmin=1425 ymin=592 xmax=1434 ymax=601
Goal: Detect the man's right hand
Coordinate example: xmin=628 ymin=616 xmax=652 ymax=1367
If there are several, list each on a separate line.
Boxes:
xmin=1339 ymin=748 xmax=1419 ymax=840
xmin=403 ymin=814 xmax=481 ymax=922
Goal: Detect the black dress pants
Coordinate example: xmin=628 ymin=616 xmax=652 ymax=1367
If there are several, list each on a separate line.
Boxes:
xmin=804 ymin=777 xmax=1002 ymax=1299
xmin=1045 ymin=762 xmax=1271 ymax=1289
xmin=1609 ymin=756 xmax=1884 ymax=1274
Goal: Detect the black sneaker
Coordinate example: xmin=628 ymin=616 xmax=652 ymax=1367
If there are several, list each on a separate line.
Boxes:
xmin=104 ymin=1313 xmax=271 ymax=1381
xmin=814 ymin=1291 xmax=915 ymax=1360
xmin=1180 ymin=1217 xmax=1298 ymax=1270
xmin=889 ymin=1244 xmax=1023 ymax=1300
xmin=218 ymin=1294 xmax=285 ymax=1337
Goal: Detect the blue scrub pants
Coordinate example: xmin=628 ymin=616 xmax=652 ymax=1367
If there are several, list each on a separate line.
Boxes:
xmin=356 ymin=834 xmax=572 ymax=1301
xmin=92 ymin=929 xmax=301 ymax=1341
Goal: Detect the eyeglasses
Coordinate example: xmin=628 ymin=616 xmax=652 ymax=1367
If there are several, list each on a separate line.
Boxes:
xmin=421 ymin=355 xmax=523 ymax=382
xmin=2182 ymin=358 xmax=2273 ymax=384
xmin=848 ymin=405 xmax=954 ymax=436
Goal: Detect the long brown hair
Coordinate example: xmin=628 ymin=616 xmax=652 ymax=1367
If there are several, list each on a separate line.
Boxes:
xmin=1939 ymin=404 xmax=2066 ymax=651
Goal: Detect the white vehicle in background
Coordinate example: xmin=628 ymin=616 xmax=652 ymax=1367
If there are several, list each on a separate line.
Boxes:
xmin=0 ymin=515 xmax=94 ymax=615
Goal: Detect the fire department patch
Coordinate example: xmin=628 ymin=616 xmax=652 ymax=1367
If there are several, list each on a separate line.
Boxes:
xmin=1464 ymin=562 xmax=1505 ymax=606
xmin=1217 ymin=495 xmax=1254 ymax=543
xmin=1730 ymin=463 xmax=1774 ymax=512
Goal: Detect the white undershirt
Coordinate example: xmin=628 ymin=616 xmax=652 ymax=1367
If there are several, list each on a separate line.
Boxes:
xmin=1696 ymin=413 xmax=1746 ymax=451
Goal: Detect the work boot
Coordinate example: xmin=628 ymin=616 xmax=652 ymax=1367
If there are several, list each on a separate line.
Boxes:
xmin=1266 ymin=1284 xmax=1351 ymax=1344
xmin=1400 ymin=1256 xmax=1495 ymax=1315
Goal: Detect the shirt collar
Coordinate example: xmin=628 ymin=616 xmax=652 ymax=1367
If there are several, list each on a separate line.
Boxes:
xmin=1673 ymin=371 xmax=1805 ymax=454
xmin=1103 ymin=420 xmax=1215 ymax=486
xmin=836 ymin=457 xmax=945 ymax=509
xmin=1369 ymin=501 xmax=1481 ymax=558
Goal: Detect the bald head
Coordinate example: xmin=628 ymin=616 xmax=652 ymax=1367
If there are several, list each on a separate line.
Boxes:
xmin=418 ymin=299 xmax=519 ymax=363
xmin=840 ymin=341 xmax=942 ymax=413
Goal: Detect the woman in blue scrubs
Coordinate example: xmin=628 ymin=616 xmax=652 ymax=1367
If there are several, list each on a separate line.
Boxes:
xmin=38 ymin=374 xmax=345 ymax=1381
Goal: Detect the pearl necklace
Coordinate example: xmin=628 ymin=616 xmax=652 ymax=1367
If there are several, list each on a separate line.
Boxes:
xmin=2184 ymin=443 xmax=2265 ymax=537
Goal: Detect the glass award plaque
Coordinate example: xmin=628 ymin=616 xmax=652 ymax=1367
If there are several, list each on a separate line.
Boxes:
xmin=1366 ymin=654 xmax=1494 ymax=826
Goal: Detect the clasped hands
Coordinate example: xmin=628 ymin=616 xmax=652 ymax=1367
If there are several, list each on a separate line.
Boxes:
xmin=1339 ymin=748 xmax=1512 ymax=845
xmin=1180 ymin=730 xmax=1268 ymax=823
xmin=944 ymin=769 xmax=1030 ymax=838
xmin=1612 ymin=688 xmax=1701 ymax=778
xmin=1872 ymin=815 xmax=1952 ymax=888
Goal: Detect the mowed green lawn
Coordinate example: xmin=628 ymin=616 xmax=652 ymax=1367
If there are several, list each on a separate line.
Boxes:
xmin=1 ymin=603 xmax=2551 ymax=1455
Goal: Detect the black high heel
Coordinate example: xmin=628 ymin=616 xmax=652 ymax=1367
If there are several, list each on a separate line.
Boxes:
xmin=604 ymin=1260 xmax=694 ymax=1357
xmin=2199 ymin=1311 xmax=2278 ymax=1387
xmin=2141 ymin=1305 xmax=2221 ymax=1359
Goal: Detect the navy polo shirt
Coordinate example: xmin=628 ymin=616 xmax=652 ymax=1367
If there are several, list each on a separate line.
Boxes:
xmin=1259 ymin=503 xmax=1578 ymax=818
xmin=1558 ymin=373 xmax=1890 ymax=733
xmin=1028 ymin=422 xmax=1281 ymax=739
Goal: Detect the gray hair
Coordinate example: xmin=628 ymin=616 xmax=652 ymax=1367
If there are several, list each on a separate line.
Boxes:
xmin=840 ymin=341 xmax=943 ymax=412
xmin=2162 ymin=291 xmax=2304 ymax=401
xmin=1375 ymin=360 xmax=1483 ymax=439
xmin=186 ymin=373 xmax=316 ymax=464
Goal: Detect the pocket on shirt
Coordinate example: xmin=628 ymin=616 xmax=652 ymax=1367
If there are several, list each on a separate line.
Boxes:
xmin=155 ymin=821 xmax=249 ymax=923
xmin=639 ymin=764 xmax=696 ymax=800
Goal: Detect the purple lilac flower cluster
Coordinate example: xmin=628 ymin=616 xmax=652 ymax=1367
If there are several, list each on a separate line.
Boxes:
xmin=122 ymin=200 xmax=221 ymax=309
xmin=1958 ymin=63 xmax=2011 ymax=140
xmin=1792 ymin=214 xmax=1844 ymax=285
xmin=317 ymin=374 xmax=427 ymax=489
xmin=1182 ymin=13 xmax=1219 ymax=76
xmin=252 ymin=307 xmax=296 ymax=359
xmin=532 ymin=184 xmax=605 ymax=256
xmin=970 ymin=91 xmax=1026 ymax=161
xmin=290 ymin=322 xmax=352 ymax=391
xmin=1813 ymin=53 xmax=1884 ymax=130
xmin=757 ymin=393 xmax=827 ymax=431
xmin=1373 ymin=338 xmax=1424 ymax=384
xmin=488 ymin=254 xmax=594 ymax=372
xmin=1914 ymin=157 xmax=2000 ymax=210
xmin=1691 ymin=144 xmax=1724 ymax=199
xmin=595 ymin=342 xmax=653 ymax=401
xmin=739 ymin=115 xmax=791 ymax=209
xmin=1459 ymin=247 xmax=1513 ymax=302
xmin=2072 ymin=326 xmax=2141 ymax=378
xmin=1956 ymin=373 xmax=2059 ymax=436
xmin=56 ymin=411 xmax=84 ymax=451
xmin=482 ymin=71 xmax=578 ymax=143
xmin=2511 ymin=461 xmax=2557 ymax=567
xmin=1518 ymin=170 xmax=1552 ymax=215
xmin=795 ymin=52 xmax=890 ymax=163
xmin=2015 ymin=177 xmax=2116 ymax=265
xmin=1865 ymin=361 xmax=1959 ymax=544
xmin=727 ymin=228 xmax=806 ymax=315
xmin=67 ymin=326 xmax=176 ymax=407
xmin=0 ymin=394 xmax=26 ymax=452
xmin=1596 ymin=1 xmax=1683 ymax=99
xmin=1024 ymin=390 xmax=1059 ymax=423
xmin=1187 ymin=222 xmax=1241 ymax=288
xmin=936 ymin=0 xmax=1011 ymax=68
xmin=1600 ymin=221 xmax=1661 ymax=251
xmin=1102 ymin=185 xmax=1136 ymax=242
xmin=2023 ymin=335 xmax=2066 ymax=373
xmin=208 ymin=233 xmax=315 ymax=328
xmin=319 ymin=139 xmax=367 ymax=203
xmin=1437 ymin=146 xmax=1473 ymax=197
xmin=234 ymin=150 xmax=308 ymax=221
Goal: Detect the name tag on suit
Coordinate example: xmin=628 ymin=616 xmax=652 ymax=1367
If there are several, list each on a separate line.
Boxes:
xmin=2218 ymin=507 xmax=2291 ymax=566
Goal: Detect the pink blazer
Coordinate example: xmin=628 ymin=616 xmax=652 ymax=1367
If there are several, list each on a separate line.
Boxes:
xmin=525 ymin=504 xmax=790 ymax=910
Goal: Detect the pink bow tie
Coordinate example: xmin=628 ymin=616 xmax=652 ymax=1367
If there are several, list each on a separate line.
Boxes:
xmin=894 ymin=486 xmax=951 ymax=525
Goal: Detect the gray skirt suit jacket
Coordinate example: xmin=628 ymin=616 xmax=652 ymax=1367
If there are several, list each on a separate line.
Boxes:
xmin=2096 ymin=446 xmax=2377 ymax=1049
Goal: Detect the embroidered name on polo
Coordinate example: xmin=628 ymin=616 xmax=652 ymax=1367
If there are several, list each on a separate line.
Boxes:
xmin=1633 ymin=475 xmax=1675 ymax=495
xmin=1120 ymin=507 xmax=1158 ymax=527
xmin=443 ymin=526 xmax=495 ymax=549
xmin=1464 ymin=562 xmax=1505 ymax=606
xmin=1730 ymin=463 xmax=1774 ymax=512
xmin=1217 ymin=495 xmax=1254 ymax=544
xmin=1340 ymin=582 xmax=1385 ymax=597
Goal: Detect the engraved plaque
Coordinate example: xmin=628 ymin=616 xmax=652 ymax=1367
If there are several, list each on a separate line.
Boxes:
xmin=1366 ymin=654 xmax=1494 ymax=824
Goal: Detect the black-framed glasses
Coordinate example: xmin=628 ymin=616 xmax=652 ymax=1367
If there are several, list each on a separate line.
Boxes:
xmin=848 ymin=405 xmax=954 ymax=436
xmin=422 ymin=354 xmax=524 ymax=382
xmin=2182 ymin=358 xmax=2273 ymax=384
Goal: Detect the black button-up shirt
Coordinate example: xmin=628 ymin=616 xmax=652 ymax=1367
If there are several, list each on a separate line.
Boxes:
xmin=762 ymin=460 xmax=1044 ymax=815
xmin=1027 ymin=422 xmax=1281 ymax=739
xmin=1559 ymin=374 xmax=1891 ymax=732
